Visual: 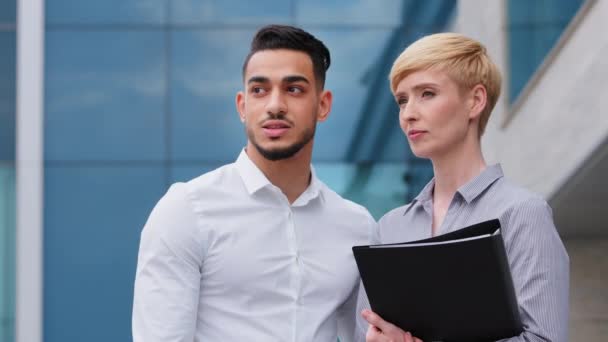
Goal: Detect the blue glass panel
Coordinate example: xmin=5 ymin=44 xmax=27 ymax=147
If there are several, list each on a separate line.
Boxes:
xmin=44 ymin=165 xmax=166 ymax=342
xmin=170 ymin=163 xmax=223 ymax=183
xmin=315 ymin=162 xmax=415 ymax=219
xmin=379 ymin=120 xmax=409 ymax=161
xmin=534 ymin=26 xmax=564 ymax=64
xmin=46 ymin=0 xmax=166 ymax=25
xmin=537 ymin=0 xmax=583 ymax=23
xmin=45 ymin=31 xmax=166 ymax=161
xmin=171 ymin=29 xmax=251 ymax=162
xmin=0 ymin=33 xmax=15 ymax=161
xmin=170 ymin=0 xmax=291 ymax=25
xmin=308 ymin=29 xmax=395 ymax=161
xmin=0 ymin=165 xmax=15 ymax=342
xmin=509 ymin=27 xmax=536 ymax=101
xmin=510 ymin=0 xmax=583 ymax=25
xmin=0 ymin=0 xmax=16 ymax=24
xmin=508 ymin=0 xmax=536 ymax=25
xmin=508 ymin=0 xmax=583 ymax=102
xmin=296 ymin=0 xmax=403 ymax=26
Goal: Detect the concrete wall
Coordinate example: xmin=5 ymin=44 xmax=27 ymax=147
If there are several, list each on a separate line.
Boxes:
xmin=566 ymin=238 xmax=608 ymax=340
xmin=456 ymin=1 xmax=608 ymax=340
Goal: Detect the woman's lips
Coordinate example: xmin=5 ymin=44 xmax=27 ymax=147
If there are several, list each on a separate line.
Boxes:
xmin=408 ymin=130 xmax=426 ymax=140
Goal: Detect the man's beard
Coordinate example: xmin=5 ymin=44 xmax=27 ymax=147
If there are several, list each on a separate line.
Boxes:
xmin=247 ymin=118 xmax=316 ymax=161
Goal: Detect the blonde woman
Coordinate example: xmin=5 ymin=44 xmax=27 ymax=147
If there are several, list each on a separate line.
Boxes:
xmin=356 ymin=33 xmax=569 ymax=342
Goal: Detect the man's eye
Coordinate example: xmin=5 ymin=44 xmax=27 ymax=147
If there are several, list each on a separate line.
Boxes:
xmin=287 ymin=86 xmax=303 ymax=93
xmin=251 ymin=87 xmax=266 ymax=94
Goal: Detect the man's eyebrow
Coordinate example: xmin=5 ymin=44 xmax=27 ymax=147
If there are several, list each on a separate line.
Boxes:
xmin=247 ymin=76 xmax=270 ymax=84
xmin=283 ymin=75 xmax=310 ymax=84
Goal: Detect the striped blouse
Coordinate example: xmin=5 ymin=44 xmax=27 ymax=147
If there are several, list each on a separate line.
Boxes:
xmin=355 ymin=164 xmax=570 ymax=342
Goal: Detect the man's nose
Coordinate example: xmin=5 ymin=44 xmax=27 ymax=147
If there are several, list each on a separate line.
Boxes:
xmin=265 ymin=89 xmax=287 ymax=115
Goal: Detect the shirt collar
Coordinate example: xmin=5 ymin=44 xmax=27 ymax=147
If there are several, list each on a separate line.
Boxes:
xmin=293 ymin=166 xmax=323 ymax=206
xmin=235 ymin=149 xmax=272 ymax=195
xmin=235 ymin=149 xmax=323 ymax=204
xmin=402 ymin=179 xmax=434 ymax=215
xmin=457 ymin=164 xmax=504 ymax=203
xmin=403 ymin=164 xmax=504 ymax=215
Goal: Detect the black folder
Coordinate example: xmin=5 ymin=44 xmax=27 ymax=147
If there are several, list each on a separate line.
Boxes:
xmin=352 ymin=219 xmax=523 ymax=342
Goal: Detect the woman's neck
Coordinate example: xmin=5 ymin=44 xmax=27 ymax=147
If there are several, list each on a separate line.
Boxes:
xmin=432 ymin=139 xmax=487 ymax=203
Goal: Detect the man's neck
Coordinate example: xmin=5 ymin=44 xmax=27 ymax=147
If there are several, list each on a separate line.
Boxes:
xmin=245 ymin=144 xmax=313 ymax=204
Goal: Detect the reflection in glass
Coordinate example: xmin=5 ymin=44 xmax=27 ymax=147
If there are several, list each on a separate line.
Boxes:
xmin=0 ymin=33 xmax=16 ymax=161
xmin=171 ymin=0 xmax=291 ymax=25
xmin=0 ymin=166 xmax=15 ymax=342
xmin=0 ymin=0 xmax=16 ymax=24
xmin=46 ymin=0 xmax=166 ymax=25
xmin=45 ymin=31 xmax=166 ymax=161
xmin=171 ymin=29 xmax=252 ymax=162
xmin=316 ymin=162 xmax=421 ymax=219
xmin=44 ymin=166 xmax=165 ymax=342
xmin=508 ymin=0 xmax=583 ymax=102
xmin=308 ymin=28 xmax=406 ymax=162
xmin=170 ymin=163 xmax=223 ymax=183
xmin=296 ymin=0 xmax=403 ymax=26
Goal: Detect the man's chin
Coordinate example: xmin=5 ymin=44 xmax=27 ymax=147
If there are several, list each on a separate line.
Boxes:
xmin=253 ymin=143 xmax=304 ymax=161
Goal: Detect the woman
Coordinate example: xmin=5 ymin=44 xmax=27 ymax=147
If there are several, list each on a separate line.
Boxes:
xmin=355 ymin=33 xmax=569 ymax=342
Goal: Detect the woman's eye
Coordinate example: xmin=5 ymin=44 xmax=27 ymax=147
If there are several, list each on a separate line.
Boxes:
xmin=422 ymin=90 xmax=435 ymax=98
xmin=397 ymin=97 xmax=408 ymax=106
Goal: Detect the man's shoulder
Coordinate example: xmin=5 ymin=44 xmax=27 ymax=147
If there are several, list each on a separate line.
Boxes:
xmin=379 ymin=204 xmax=412 ymax=223
xmin=159 ymin=162 xmax=241 ymax=210
xmin=317 ymin=181 xmax=374 ymax=221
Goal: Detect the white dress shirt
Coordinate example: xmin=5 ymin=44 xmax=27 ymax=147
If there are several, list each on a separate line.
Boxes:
xmin=133 ymin=150 xmax=376 ymax=342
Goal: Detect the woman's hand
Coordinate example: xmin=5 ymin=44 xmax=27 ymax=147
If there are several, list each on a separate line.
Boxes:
xmin=362 ymin=309 xmax=423 ymax=342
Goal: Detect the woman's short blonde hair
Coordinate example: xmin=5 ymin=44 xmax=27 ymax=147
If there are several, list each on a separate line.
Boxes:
xmin=389 ymin=32 xmax=502 ymax=136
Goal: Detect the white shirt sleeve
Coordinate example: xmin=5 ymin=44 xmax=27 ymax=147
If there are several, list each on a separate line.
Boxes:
xmin=337 ymin=281 xmax=360 ymax=342
xmin=132 ymin=183 xmax=207 ymax=342
xmin=350 ymin=214 xmax=379 ymax=342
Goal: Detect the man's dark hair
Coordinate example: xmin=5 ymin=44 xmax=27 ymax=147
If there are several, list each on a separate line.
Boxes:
xmin=242 ymin=24 xmax=331 ymax=88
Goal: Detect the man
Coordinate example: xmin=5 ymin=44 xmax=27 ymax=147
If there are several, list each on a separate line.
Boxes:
xmin=356 ymin=33 xmax=569 ymax=342
xmin=132 ymin=24 xmax=376 ymax=341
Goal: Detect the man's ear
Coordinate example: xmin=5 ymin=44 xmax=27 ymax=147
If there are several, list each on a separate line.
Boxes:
xmin=468 ymin=84 xmax=487 ymax=120
xmin=316 ymin=90 xmax=333 ymax=122
xmin=236 ymin=91 xmax=246 ymax=123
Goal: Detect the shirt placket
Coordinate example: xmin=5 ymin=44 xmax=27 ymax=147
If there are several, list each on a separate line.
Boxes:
xmin=438 ymin=195 xmax=465 ymax=235
xmin=284 ymin=205 xmax=301 ymax=342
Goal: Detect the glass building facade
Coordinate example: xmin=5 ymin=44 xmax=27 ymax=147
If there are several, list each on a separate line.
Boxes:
xmin=1 ymin=1 xmax=589 ymax=341
xmin=508 ymin=0 xmax=584 ymax=102
xmin=42 ymin=1 xmax=457 ymax=341
xmin=0 ymin=0 xmax=16 ymax=341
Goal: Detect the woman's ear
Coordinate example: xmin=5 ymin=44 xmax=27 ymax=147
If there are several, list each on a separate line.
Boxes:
xmin=468 ymin=84 xmax=487 ymax=120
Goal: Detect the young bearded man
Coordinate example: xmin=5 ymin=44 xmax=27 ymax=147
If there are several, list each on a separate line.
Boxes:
xmin=132 ymin=24 xmax=376 ymax=342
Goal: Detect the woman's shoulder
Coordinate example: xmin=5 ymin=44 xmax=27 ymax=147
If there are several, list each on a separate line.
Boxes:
xmin=489 ymin=177 xmax=549 ymax=212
